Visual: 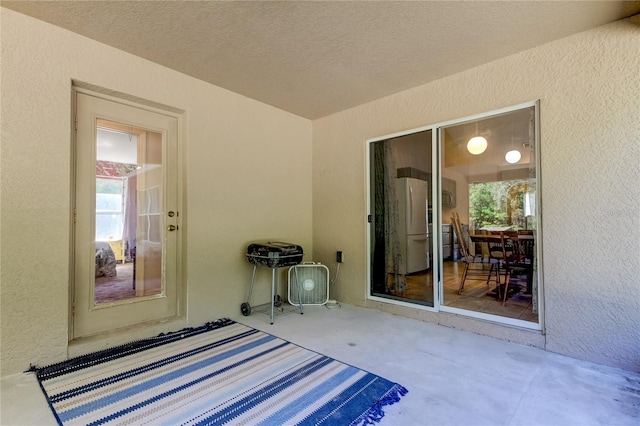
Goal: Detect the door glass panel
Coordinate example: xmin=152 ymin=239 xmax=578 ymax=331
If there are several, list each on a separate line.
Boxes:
xmin=441 ymin=106 xmax=539 ymax=323
xmin=94 ymin=121 xmax=163 ymax=304
xmin=369 ymin=130 xmax=435 ymax=306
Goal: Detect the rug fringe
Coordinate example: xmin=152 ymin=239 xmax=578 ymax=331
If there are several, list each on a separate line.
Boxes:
xmin=31 ymin=320 xmax=409 ymax=426
xmin=29 ymin=318 xmax=235 ymax=380
xmin=355 ymin=383 xmax=409 ymax=426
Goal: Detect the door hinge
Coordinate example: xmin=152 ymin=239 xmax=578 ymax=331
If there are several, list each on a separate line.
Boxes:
xmin=367 ymin=214 xmax=372 ymax=223
xmin=74 ymin=115 xmax=78 ymax=130
xmin=73 ymin=208 xmax=77 ymax=223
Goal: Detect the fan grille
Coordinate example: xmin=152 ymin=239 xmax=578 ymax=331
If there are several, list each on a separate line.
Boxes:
xmin=288 ymin=264 xmax=329 ymax=306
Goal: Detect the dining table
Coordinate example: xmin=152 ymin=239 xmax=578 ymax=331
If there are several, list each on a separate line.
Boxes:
xmin=468 ymin=231 xmax=535 ymax=294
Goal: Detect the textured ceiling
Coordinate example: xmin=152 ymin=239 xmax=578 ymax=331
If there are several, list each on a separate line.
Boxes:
xmin=3 ymin=1 xmax=639 ymax=119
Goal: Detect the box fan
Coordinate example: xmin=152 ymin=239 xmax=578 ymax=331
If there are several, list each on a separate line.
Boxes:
xmin=288 ymin=262 xmax=329 ymax=306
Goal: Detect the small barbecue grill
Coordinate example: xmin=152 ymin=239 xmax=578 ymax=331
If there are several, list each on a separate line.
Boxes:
xmin=243 ymin=241 xmax=304 ymax=324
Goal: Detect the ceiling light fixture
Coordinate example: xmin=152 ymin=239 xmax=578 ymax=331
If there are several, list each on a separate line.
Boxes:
xmin=467 ymin=122 xmax=487 ymax=155
xmin=505 ymin=149 xmax=521 ymax=163
xmin=505 ymin=129 xmax=521 ymax=164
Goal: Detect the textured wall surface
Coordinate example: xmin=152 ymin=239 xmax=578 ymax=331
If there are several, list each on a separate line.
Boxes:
xmin=312 ymin=16 xmax=640 ymax=371
xmin=0 ymin=9 xmax=312 ymax=376
xmin=1 ymin=8 xmax=638 ymax=377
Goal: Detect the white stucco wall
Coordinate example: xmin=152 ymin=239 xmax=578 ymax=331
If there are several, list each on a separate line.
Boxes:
xmin=0 ymin=9 xmax=312 ymax=376
xmin=312 ymin=16 xmax=640 ymax=371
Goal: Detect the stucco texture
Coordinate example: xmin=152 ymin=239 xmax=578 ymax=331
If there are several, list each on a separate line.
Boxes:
xmin=311 ymin=16 xmax=640 ymax=371
xmin=1 ymin=8 xmax=639 ymax=376
xmin=0 ymin=9 xmax=312 ymax=376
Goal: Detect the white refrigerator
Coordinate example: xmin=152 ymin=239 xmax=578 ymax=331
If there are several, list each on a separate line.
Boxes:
xmin=396 ymin=177 xmax=430 ymax=274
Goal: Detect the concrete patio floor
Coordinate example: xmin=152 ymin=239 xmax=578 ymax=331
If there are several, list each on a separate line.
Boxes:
xmin=2 ymin=304 xmax=639 ymax=425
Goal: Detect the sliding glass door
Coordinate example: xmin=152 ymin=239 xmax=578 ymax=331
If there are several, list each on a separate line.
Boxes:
xmin=368 ymin=102 xmax=541 ymax=328
xmin=368 ymin=129 xmax=436 ymax=307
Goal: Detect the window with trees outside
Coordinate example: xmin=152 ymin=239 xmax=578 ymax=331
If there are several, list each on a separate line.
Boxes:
xmin=469 ymin=181 xmax=536 ymax=232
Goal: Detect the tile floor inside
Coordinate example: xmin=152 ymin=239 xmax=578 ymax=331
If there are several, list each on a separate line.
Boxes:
xmin=2 ymin=304 xmax=639 ymax=425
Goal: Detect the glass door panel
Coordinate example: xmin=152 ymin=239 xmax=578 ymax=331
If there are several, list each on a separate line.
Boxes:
xmin=440 ymin=105 xmax=539 ymax=324
xmin=94 ymin=122 xmax=164 ymax=303
xmin=369 ymin=130 xmax=436 ymax=306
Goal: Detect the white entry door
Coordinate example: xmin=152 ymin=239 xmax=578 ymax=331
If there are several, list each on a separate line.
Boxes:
xmin=73 ymin=90 xmax=181 ymax=338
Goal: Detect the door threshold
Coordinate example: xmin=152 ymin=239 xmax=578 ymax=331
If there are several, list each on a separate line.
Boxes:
xmin=68 ymin=316 xmax=186 ymax=359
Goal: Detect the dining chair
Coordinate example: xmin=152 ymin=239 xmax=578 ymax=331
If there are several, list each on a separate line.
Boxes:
xmin=467 ymin=234 xmax=506 ymax=296
xmin=502 ymin=230 xmax=535 ymax=305
xmin=451 ymin=213 xmax=487 ymax=295
xmin=486 ymin=231 xmax=516 ymax=287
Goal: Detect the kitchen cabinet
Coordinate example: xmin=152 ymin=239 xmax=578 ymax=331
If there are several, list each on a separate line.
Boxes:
xmin=442 ymin=178 xmax=456 ymax=208
xmin=397 ymin=167 xmax=456 ymax=208
xmin=442 ymin=224 xmax=452 ymax=260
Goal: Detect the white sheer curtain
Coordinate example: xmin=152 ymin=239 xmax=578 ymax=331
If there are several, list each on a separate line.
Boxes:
xmin=383 ymin=142 xmax=405 ymax=292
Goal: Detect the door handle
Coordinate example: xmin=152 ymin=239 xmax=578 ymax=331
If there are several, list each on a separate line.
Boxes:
xmin=167 ymin=225 xmax=178 ymax=231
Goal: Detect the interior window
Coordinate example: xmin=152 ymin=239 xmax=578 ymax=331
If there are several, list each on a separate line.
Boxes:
xmin=95 ymin=177 xmax=125 ymax=240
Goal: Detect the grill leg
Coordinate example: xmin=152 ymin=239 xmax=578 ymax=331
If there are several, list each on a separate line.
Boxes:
xmin=247 ymin=264 xmax=257 ymax=304
xmin=270 ymin=267 xmax=277 ymax=324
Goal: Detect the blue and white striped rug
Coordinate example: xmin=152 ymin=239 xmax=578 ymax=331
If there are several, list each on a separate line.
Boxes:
xmin=32 ymin=319 xmax=407 ymax=425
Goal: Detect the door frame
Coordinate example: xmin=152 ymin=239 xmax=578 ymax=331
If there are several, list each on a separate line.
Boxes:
xmin=70 ymin=85 xmax=186 ymax=340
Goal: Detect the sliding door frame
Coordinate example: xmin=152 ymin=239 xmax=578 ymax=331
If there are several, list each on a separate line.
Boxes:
xmin=365 ymin=124 xmax=439 ymax=312
xmin=365 ymin=100 xmax=544 ymax=331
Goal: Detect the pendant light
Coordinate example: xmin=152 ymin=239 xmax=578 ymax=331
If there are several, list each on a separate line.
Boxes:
xmin=467 ymin=122 xmax=487 ymax=155
xmin=505 ymin=128 xmax=521 ymax=164
xmin=505 ymin=149 xmax=521 ymax=163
